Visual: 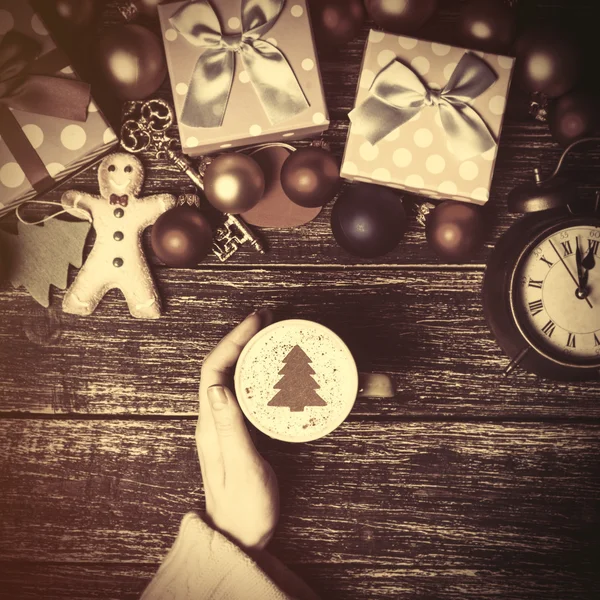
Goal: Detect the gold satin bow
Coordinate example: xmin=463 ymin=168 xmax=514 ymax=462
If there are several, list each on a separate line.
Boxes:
xmin=170 ymin=0 xmax=309 ymax=128
xmin=349 ymin=52 xmax=498 ymax=161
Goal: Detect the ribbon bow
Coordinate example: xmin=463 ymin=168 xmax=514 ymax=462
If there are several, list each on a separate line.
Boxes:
xmin=0 ymin=30 xmax=91 ymax=122
xmin=110 ymin=194 xmax=129 ymax=207
xmin=349 ymin=52 xmax=498 ymax=161
xmin=170 ymin=0 xmax=309 ymax=128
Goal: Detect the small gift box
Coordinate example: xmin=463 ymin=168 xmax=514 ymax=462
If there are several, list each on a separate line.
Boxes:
xmin=158 ymin=0 xmax=329 ymax=157
xmin=0 ymin=0 xmax=118 ymax=217
xmin=341 ymin=30 xmax=515 ymax=205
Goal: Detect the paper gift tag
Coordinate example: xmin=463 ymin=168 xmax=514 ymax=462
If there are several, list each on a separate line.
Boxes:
xmin=235 ymin=319 xmax=359 ymax=442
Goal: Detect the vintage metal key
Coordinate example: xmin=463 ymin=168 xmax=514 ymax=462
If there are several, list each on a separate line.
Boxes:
xmin=120 ymin=98 xmax=266 ymax=261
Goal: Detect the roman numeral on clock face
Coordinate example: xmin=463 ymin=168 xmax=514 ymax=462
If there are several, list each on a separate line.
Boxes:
xmin=541 ymin=320 xmax=556 ymax=338
xmin=528 ymin=278 xmax=543 ymax=289
xmin=566 ymin=332 xmax=576 ymax=348
xmin=561 ymin=240 xmax=573 ymax=257
xmin=595 ymin=333 xmax=600 ymax=347
xmin=528 ymin=299 xmax=544 ymax=316
xmin=589 ymin=239 xmax=599 ymax=257
xmin=539 ymin=255 xmax=554 ymax=268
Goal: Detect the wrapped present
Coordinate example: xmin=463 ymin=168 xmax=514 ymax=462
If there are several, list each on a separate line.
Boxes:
xmin=0 ymin=0 xmax=118 ymax=217
xmin=341 ymin=30 xmax=515 ymax=205
xmin=158 ymin=0 xmax=329 ymax=156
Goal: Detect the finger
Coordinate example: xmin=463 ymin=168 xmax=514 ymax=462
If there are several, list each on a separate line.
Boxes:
xmin=207 ymin=385 xmax=263 ymax=475
xmin=197 ymin=309 xmax=273 ymax=479
xmin=199 ymin=308 xmax=272 ymax=424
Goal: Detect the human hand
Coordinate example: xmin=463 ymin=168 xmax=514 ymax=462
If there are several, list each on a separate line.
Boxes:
xmin=197 ymin=308 xmax=279 ymax=551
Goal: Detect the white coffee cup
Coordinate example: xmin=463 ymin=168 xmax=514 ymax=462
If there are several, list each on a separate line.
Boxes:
xmin=234 ymin=319 xmax=393 ymax=442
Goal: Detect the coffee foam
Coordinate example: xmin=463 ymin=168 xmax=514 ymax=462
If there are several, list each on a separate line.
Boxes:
xmin=235 ymin=320 xmax=359 ymax=442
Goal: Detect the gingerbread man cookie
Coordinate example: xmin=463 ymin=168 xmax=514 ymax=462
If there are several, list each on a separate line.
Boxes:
xmin=61 ymin=153 xmax=176 ymax=319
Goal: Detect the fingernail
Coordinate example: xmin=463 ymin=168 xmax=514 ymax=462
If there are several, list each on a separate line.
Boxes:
xmin=208 ymin=385 xmax=229 ymax=411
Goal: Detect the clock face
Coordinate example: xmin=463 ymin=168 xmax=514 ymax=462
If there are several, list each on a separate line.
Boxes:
xmin=511 ymin=222 xmax=600 ymax=367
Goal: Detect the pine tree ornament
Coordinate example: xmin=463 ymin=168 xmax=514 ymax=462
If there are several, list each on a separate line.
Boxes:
xmin=0 ymin=218 xmax=91 ymax=307
xmin=268 ymin=345 xmax=327 ymax=412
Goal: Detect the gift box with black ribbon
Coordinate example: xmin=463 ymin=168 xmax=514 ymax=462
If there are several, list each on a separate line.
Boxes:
xmin=341 ymin=30 xmax=515 ymax=206
xmin=158 ymin=0 xmax=329 ymax=156
xmin=0 ymin=0 xmax=118 ymax=217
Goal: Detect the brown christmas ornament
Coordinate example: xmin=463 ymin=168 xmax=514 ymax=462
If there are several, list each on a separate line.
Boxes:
xmin=241 ymin=146 xmax=322 ymax=228
xmin=151 ymin=205 xmax=213 ymax=268
xmin=425 ymin=201 xmax=486 ymax=262
xmin=95 ymin=24 xmax=167 ymax=100
xmin=548 ymin=90 xmax=599 ymax=148
xmin=204 ymin=154 xmax=265 ymax=214
xmin=281 ymin=147 xmax=341 ymax=208
xmin=457 ymin=0 xmax=516 ymax=54
xmin=308 ymin=0 xmax=366 ymax=49
xmin=364 ymin=0 xmax=437 ymax=34
xmin=515 ymin=24 xmax=582 ymax=98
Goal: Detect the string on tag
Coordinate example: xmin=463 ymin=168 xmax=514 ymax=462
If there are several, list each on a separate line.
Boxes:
xmin=15 ymin=200 xmax=92 ymax=226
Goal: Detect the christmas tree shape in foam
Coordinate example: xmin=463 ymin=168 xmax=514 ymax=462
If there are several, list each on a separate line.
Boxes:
xmin=268 ymin=345 xmax=327 ymax=412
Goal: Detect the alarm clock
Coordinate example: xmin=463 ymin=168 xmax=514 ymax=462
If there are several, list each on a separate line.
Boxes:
xmin=483 ymin=137 xmax=600 ymax=380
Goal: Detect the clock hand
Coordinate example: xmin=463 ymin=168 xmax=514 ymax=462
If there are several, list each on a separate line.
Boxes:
xmin=582 ymin=246 xmax=596 ymax=271
xmin=549 ymin=239 xmax=593 ymax=308
xmin=576 ymin=236 xmax=589 ymax=291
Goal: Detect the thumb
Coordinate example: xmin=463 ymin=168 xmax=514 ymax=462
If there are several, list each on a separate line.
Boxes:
xmin=207 ymin=385 xmax=262 ymax=473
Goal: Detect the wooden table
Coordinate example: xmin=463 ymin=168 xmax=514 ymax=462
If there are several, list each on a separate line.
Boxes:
xmin=1 ymin=1 xmax=599 ymax=598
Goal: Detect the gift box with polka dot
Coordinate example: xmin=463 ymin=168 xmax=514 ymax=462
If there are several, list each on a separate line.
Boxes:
xmin=0 ymin=1 xmax=118 ymax=214
xmin=341 ymin=30 xmax=515 ymax=207
xmin=158 ymin=0 xmax=329 ymax=157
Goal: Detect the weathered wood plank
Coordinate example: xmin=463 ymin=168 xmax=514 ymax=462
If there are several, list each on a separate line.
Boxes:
xmin=1 ymin=420 xmax=599 ymax=574
xmin=0 ymin=563 xmax=596 ymax=600
xmin=1 ymin=269 xmax=598 ymax=416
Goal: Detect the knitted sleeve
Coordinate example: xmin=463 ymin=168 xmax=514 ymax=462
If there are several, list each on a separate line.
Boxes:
xmin=140 ymin=512 xmax=319 ymax=600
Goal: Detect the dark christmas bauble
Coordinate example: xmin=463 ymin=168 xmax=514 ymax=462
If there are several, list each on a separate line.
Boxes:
xmin=151 ymin=205 xmax=213 ymax=268
xmin=364 ymin=0 xmax=437 ymax=34
xmin=309 ymin=0 xmax=366 ymax=48
xmin=515 ymin=24 xmax=582 ymax=98
xmin=95 ymin=24 xmax=167 ymax=100
xmin=331 ymin=184 xmax=407 ymax=258
xmin=204 ymin=154 xmax=265 ymax=214
xmin=548 ymin=90 xmax=599 ymax=148
xmin=425 ymin=201 xmax=486 ymax=262
xmin=53 ymin=0 xmax=96 ymax=28
xmin=281 ymin=147 xmax=341 ymax=208
xmin=457 ymin=0 xmax=516 ymax=54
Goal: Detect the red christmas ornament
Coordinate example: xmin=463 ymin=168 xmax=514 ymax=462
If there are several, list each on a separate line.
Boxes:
xmin=426 ymin=201 xmax=486 ymax=262
xmin=309 ymin=0 xmax=365 ymax=49
xmin=95 ymin=24 xmax=167 ymax=100
xmin=204 ymin=154 xmax=265 ymax=215
xmin=515 ymin=24 xmax=582 ymax=98
xmin=364 ymin=0 xmax=437 ymax=34
xmin=281 ymin=147 xmax=341 ymax=208
xmin=151 ymin=205 xmax=213 ymax=268
xmin=548 ymin=90 xmax=599 ymax=148
xmin=53 ymin=0 xmax=96 ymax=28
xmin=457 ymin=0 xmax=516 ymax=54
